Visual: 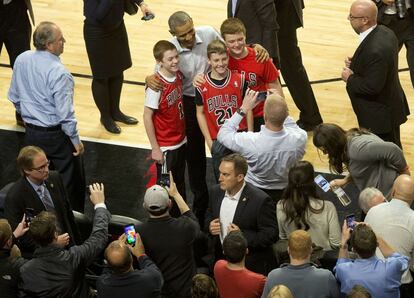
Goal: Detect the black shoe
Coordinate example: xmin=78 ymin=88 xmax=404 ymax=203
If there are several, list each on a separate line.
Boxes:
xmin=113 ymin=113 xmax=138 ymax=125
xmin=100 ymin=118 xmax=121 ymax=134
xmin=296 ymin=120 xmax=322 ymax=132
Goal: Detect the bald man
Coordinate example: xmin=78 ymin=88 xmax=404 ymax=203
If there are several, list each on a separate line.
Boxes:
xmin=341 ymin=0 xmax=409 ymax=148
xmin=365 ymin=174 xmax=414 ymax=297
xmin=217 ymin=90 xmax=307 ymax=201
xmin=97 ymin=234 xmax=163 ymax=298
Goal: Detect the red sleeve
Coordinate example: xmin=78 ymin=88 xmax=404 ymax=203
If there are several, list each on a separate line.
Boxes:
xmin=262 ymin=58 xmax=279 ymax=83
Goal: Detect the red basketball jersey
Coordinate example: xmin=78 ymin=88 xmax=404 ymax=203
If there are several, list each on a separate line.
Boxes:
xmin=152 ymin=72 xmax=185 ymax=147
xmin=228 ymin=47 xmax=279 ymax=117
xmin=196 ymin=70 xmax=247 ymax=140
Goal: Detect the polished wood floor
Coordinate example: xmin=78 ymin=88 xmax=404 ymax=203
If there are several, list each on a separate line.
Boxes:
xmin=1 ymin=0 xmax=413 ymax=172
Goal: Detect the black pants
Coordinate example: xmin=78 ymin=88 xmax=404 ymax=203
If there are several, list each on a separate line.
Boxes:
xmin=376 ymin=125 xmax=402 ymax=149
xmin=275 ymin=0 xmax=323 ymax=127
xmin=91 ymin=73 xmax=124 ymax=121
xmin=156 ymin=145 xmax=186 ymax=217
xmin=382 ymin=11 xmax=414 ymax=89
xmin=182 ymin=95 xmax=209 ymax=228
xmin=400 ymin=280 xmax=414 ymax=298
xmin=211 ymin=140 xmax=233 ymax=182
xmin=259 ymin=188 xmax=284 ymax=204
xmin=0 ymin=1 xmax=31 ymax=68
xmin=25 ymin=127 xmax=86 ymax=212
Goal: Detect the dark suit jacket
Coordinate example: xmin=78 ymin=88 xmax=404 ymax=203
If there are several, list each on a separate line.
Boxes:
xmin=205 ymin=182 xmax=278 ymax=275
xmin=347 ymin=25 xmax=410 ymax=134
xmin=228 ymin=0 xmax=279 ymax=59
xmin=4 ymin=171 xmax=80 ymax=257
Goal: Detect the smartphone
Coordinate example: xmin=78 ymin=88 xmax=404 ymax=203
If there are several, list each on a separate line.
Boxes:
xmin=25 ymin=208 xmax=35 ymax=224
xmin=314 ymin=174 xmax=330 ymax=192
xmin=141 ymin=13 xmax=155 ymax=21
xmin=124 ymin=224 xmax=137 ymax=246
xmin=159 ymin=173 xmax=170 ymax=188
xmin=346 ymin=214 xmax=356 ymax=230
xmin=256 ymin=91 xmax=267 ymax=101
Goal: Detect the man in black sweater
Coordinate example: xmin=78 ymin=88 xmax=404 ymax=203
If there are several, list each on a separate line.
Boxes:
xmin=137 ymin=173 xmax=200 ymax=298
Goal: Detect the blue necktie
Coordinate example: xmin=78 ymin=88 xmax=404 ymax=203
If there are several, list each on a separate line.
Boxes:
xmin=37 ymin=184 xmax=55 ymax=211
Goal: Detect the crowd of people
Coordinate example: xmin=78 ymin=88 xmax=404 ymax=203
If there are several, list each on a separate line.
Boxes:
xmin=1 ymin=0 xmax=414 ymax=297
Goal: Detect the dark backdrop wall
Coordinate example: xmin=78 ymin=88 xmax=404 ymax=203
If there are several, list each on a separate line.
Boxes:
xmin=0 ymin=129 xmax=361 ymax=222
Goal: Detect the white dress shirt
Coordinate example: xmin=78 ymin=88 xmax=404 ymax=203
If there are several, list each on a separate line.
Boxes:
xmin=219 ymin=182 xmax=246 ymax=242
xmin=217 ymin=113 xmax=307 ymax=190
xmin=170 ymin=26 xmax=222 ymax=97
xmin=365 ymin=198 xmax=414 ymax=283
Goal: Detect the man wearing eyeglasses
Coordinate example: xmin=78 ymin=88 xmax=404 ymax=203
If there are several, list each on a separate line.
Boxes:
xmin=4 ymin=146 xmax=80 ymax=258
xmin=341 ymin=0 xmax=409 ymax=148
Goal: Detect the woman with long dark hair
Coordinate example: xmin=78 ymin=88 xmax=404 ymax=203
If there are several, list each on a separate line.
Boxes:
xmin=277 ymin=160 xmax=341 ymax=250
xmin=312 ymin=123 xmax=410 ymax=197
xmin=83 ymin=0 xmax=154 ymax=133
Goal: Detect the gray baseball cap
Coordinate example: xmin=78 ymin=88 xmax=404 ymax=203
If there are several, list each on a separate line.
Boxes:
xmin=144 ymin=185 xmax=170 ymax=212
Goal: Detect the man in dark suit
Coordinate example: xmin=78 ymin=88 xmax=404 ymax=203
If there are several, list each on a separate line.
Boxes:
xmin=374 ymin=0 xmax=414 ymax=89
xmin=342 ymin=0 xmax=410 ymax=148
xmin=205 ymin=153 xmax=277 ymax=275
xmin=228 ymin=0 xmax=323 ymax=131
xmin=4 ymin=145 xmax=80 ymax=258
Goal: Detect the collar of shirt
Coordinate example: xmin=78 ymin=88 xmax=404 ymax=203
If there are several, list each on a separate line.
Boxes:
xmin=173 ymin=31 xmax=203 ymax=54
xmin=26 ymin=176 xmax=44 ymax=193
xmin=260 ymin=125 xmax=286 ymax=137
xmin=359 ymin=25 xmax=376 ymax=43
xmin=224 ymin=181 xmax=246 ymax=201
xmin=389 ymin=198 xmax=411 ymax=208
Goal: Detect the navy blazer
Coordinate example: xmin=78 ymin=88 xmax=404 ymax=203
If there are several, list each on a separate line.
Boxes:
xmin=4 ymin=171 xmax=80 ymax=257
xmin=205 ymin=182 xmax=278 ymax=274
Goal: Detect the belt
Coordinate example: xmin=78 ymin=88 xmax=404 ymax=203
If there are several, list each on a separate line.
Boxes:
xmin=25 ymin=123 xmax=61 ymax=132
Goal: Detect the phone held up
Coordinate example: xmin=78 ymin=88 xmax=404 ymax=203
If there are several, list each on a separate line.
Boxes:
xmin=256 ymin=91 xmax=267 ymax=101
xmin=346 ymin=214 xmax=356 ymax=230
xmin=25 ymin=208 xmax=35 ymax=225
xmin=159 ymin=173 xmax=170 ymax=188
xmin=124 ymin=224 xmax=137 ymax=246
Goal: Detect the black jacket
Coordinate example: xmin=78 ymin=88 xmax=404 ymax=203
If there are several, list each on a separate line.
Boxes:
xmin=19 ymin=207 xmax=111 ymax=297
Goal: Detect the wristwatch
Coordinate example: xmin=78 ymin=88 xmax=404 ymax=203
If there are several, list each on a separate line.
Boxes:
xmin=236 ymin=108 xmax=246 ymax=117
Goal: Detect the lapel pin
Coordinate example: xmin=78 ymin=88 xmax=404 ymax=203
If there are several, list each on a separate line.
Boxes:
xmin=242 ymin=197 xmax=247 ymax=202
xmin=50 ymin=183 xmax=54 ymax=188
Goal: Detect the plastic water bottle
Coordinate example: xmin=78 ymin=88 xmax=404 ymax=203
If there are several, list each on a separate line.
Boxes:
xmin=333 ymin=186 xmax=352 ymax=207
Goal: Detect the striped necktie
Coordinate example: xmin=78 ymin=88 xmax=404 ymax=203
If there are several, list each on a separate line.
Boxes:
xmin=37 ymin=184 xmax=55 ymax=211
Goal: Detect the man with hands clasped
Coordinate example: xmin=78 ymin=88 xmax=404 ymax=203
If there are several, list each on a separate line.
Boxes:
xmin=205 ymin=153 xmax=277 ymax=275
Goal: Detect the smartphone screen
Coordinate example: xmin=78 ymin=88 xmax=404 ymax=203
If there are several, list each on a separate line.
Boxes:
xmin=256 ymin=91 xmax=267 ymax=101
xmin=159 ymin=173 xmax=170 ymax=188
xmin=346 ymin=214 xmax=356 ymax=230
xmin=314 ymin=174 xmax=330 ymax=192
xmin=25 ymin=208 xmax=35 ymax=224
xmin=124 ymin=224 xmax=137 ymax=246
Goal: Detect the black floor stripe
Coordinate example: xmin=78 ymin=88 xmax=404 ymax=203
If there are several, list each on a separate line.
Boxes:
xmin=1 ymin=62 xmax=409 ymax=87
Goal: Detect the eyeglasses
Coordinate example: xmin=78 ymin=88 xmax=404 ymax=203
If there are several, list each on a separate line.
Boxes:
xmin=31 ymin=160 xmax=50 ymax=173
xmin=348 ymin=14 xmax=367 ymax=20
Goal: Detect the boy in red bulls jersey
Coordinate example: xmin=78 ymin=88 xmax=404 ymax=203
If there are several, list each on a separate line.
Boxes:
xmin=143 ymin=40 xmax=186 ymax=216
xmin=221 ymin=18 xmax=284 ymax=132
xmin=195 ymin=40 xmax=250 ymax=181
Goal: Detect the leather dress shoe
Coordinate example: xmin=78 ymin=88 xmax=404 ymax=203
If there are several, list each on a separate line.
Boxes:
xmin=296 ymin=120 xmax=322 ymax=132
xmin=113 ymin=113 xmax=138 ymax=125
xmin=101 ymin=118 xmax=121 ymax=134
